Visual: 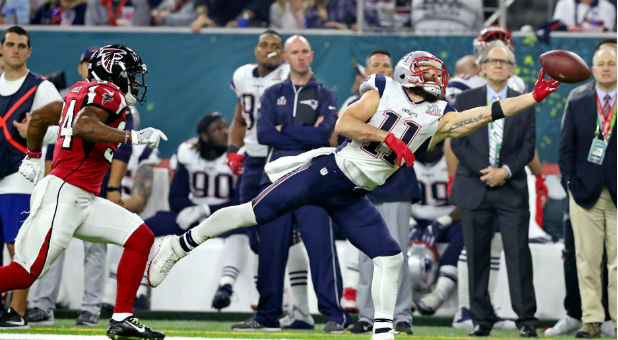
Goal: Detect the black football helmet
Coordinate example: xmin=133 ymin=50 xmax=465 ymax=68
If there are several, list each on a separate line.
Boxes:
xmin=88 ymin=44 xmax=148 ymax=106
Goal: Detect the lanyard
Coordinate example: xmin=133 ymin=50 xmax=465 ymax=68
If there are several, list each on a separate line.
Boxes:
xmin=104 ymin=0 xmax=127 ymax=26
xmin=595 ymin=94 xmax=617 ymax=139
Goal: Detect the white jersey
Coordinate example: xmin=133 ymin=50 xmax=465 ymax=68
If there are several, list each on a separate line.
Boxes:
xmin=445 ymin=73 xmax=527 ymax=105
xmin=171 ymin=139 xmax=236 ymax=206
xmin=336 ymin=74 xmax=452 ymax=190
xmin=411 ymin=155 xmax=454 ymax=220
xmin=231 ymin=63 xmax=290 ymax=157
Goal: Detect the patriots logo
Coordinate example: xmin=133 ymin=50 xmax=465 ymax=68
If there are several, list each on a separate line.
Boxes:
xmin=99 ymin=47 xmax=126 ymax=73
xmin=300 ymin=99 xmax=319 ymax=110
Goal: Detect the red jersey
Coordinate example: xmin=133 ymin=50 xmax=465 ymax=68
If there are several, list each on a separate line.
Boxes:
xmin=49 ymin=80 xmax=128 ymax=195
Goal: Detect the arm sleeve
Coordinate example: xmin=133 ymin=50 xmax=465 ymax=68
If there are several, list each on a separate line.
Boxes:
xmin=257 ymin=89 xmax=306 ymax=149
xmin=168 ymin=162 xmax=195 ymax=212
xmin=280 ymin=89 xmax=337 ymax=147
xmin=501 ymin=111 xmax=535 ymax=176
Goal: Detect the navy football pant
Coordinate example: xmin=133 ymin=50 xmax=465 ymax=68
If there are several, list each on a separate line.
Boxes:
xmin=255 ymin=203 xmax=347 ymax=326
xmin=253 ymin=155 xmax=401 ymax=259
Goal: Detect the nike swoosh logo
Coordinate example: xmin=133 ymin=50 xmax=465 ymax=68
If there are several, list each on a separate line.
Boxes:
xmin=128 ymin=322 xmax=145 ymax=332
xmin=6 ymin=320 xmax=25 ymax=326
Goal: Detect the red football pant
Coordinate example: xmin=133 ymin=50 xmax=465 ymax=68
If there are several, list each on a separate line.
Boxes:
xmin=114 ymin=224 xmax=154 ymax=313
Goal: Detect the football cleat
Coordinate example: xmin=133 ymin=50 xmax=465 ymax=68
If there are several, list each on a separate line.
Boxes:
xmin=106 ymin=315 xmax=164 ymax=340
xmin=544 ymin=315 xmax=582 ymax=336
xmin=147 ymin=236 xmax=183 ymax=288
xmin=414 ymin=291 xmax=445 ymax=315
xmin=324 ymin=321 xmax=346 ymax=334
xmin=348 ymin=320 xmax=373 ymax=334
xmin=26 ymin=307 xmax=54 ymax=326
xmin=280 ymin=305 xmax=314 ymax=329
xmin=452 ymin=307 xmax=474 ymax=329
xmin=231 ymin=318 xmax=280 ymax=331
xmin=370 ymin=329 xmax=395 ymax=340
xmin=0 ymin=308 xmax=29 ymax=329
xmin=211 ymin=284 xmax=233 ymax=311
xmin=76 ymin=310 xmax=99 ymax=326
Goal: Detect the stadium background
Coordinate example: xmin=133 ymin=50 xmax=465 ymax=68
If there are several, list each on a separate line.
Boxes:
xmin=26 ymin=28 xmax=606 ymax=162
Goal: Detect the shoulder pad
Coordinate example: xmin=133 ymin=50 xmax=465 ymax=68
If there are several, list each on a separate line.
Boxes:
xmin=360 ymin=74 xmax=387 ymax=97
xmin=85 ymin=82 xmax=126 ymax=115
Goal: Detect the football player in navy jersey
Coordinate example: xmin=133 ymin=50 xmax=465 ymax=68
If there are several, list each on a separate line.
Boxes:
xmin=149 ymin=50 xmax=560 ymax=340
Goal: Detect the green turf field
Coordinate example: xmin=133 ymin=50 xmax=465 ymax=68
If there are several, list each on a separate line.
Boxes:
xmin=0 ymin=319 xmax=611 ymax=339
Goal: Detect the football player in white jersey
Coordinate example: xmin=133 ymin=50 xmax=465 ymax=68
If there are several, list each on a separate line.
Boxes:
xmin=223 ymin=30 xmax=297 ymax=313
xmin=409 ymin=142 xmax=464 ymax=316
xmin=149 ymin=50 xmax=559 ymax=340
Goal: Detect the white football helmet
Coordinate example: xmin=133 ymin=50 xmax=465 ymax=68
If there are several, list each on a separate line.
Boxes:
xmin=407 ymin=241 xmax=439 ymax=292
xmin=394 ymin=51 xmax=449 ymax=97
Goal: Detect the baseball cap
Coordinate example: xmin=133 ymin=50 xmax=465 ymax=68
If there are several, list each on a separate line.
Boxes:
xmin=80 ymin=46 xmax=99 ymax=63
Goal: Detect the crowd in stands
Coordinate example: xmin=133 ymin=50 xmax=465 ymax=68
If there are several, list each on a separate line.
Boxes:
xmin=2 ymin=0 xmax=616 ymax=32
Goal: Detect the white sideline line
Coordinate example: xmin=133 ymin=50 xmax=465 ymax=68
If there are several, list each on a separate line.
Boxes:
xmin=0 ymin=335 xmax=304 ymax=340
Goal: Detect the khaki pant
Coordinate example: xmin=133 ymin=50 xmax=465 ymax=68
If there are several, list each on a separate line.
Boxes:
xmin=569 ymin=188 xmax=617 ymax=324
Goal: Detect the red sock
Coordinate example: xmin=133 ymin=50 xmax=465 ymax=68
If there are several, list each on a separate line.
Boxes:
xmin=0 ymin=262 xmax=35 ymax=292
xmin=114 ymin=224 xmax=154 ymax=313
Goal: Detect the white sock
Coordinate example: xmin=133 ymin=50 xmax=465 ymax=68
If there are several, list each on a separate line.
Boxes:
xmin=434 ymin=265 xmax=457 ymax=299
xmin=287 ymin=242 xmax=309 ymax=315
xmin=219 ymin=234 xmax=249 ymax=287
xmin=112 ymin=313 xmax=132 ymax=321
xmin=181 ymin=202 xmax=257 ymax=252
xmin=457 ymin=249 xmax=469 ymax=309
xmin=371 ymin=253 xmax=403 ymax=327
xmin=103 ymin=245 xmax=123 ymax=305
xmin=344 ymin=240 xmax=360 ymax=289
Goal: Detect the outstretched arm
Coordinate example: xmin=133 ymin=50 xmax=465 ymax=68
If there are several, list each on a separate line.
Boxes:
xmin=431 ymin=69 xmax=559 ymax=146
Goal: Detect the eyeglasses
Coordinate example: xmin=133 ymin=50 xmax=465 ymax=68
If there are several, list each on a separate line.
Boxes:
xmin=483 ymin=58 xmax=514 ymax=66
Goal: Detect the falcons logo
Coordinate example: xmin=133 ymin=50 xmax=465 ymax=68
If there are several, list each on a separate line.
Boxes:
xmin=99 ymin=47 xmax=126 ymax=73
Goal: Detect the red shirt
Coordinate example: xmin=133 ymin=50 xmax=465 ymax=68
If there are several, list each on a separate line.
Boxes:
xmin=50 ymin=80 xmax=127 ymax=195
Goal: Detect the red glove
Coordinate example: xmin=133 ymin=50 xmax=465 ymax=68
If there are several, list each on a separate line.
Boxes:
xmin=532 ymin=69 xmax=560 ymax=102
xmin=447 ymin=175 xmax=454 ymax=198
xmin=535 ymin=174 xmax=549 ymax=227
xmin=226 ymin=152 xmax=245 ymax=176
xmin=384 ymin=133 xmax=415 ymax=167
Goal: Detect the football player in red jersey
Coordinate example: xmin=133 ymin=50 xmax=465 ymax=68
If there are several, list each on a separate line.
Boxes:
xmin=0 ymin=45 xmax=167 ymax=340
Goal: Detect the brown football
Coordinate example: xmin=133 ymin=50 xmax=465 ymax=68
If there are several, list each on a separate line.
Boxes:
xmin=539 ymin=50 xmax=591 ymax=83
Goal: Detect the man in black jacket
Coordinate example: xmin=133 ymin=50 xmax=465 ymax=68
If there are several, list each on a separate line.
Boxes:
xmin=450 ymin=41 xmax=537 ymax=337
